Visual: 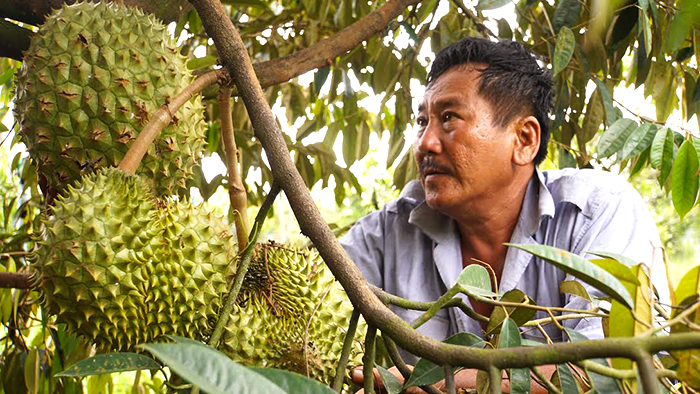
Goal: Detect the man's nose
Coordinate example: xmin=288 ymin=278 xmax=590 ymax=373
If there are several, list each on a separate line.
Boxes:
xmin=415 ymin=120 xmax=443 ymax=155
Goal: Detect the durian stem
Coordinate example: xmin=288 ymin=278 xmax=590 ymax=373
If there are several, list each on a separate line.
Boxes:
xmin=332 ymin=308 xmax=361 ymax=392
xmin=218 ymin=87 xmax=250 ymax=248
xmin=207 ymin=182 xmax=281 ymax=349
xmin=382 ymin=335 xmax=443 ymax=394
xmin=118 ymin=69 xmax=225 ymax=174
xmin=444 ymin=365 xmax=456 ymax=394
xmin=362 ymin=325 xmax=377 ymax=394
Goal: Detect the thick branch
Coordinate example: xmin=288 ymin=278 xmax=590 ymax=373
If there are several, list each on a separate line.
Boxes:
xmin=251 ymin=0 xmax=422 ymax=89
xmin=118 ymin=70 xmax=224 ymax=173
xmin=0 ymin=272 xmax=31 ymax=289
xmin=0 ymin=20 xmax=33 ymax=61
xmin=0 ymin=0 xmax=190 ymax=26
xmin=191 ymin=0 xmax=700 ymax=371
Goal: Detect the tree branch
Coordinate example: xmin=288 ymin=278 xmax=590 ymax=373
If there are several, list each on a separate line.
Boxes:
xmin=191 ymin=0 xmax=700 ymax=372
xmin=0 ymin=20 xmax=33 ymax=61
xmin=0 ymin=0 xmax=190 ymax=26
xmin=0 ymin=272 xmax=31 ymax=289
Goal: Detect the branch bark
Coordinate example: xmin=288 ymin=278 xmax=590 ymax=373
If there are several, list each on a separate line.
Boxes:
xmin=192 ymin=0 xmax=700 ymax=372
xmin=0 ymin=20 xmax=33 ymax=61
xmin=0 ymin=272 xmax=31 ymax=289
xmin=0 ymin=0 xmax=191 ymax=26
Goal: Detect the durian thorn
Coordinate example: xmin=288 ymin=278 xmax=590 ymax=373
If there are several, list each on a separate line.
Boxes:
xmin=303 ymin=287 xmax=332 ymax=378
xmin=118 ymin=69 xmax=225 ymax=174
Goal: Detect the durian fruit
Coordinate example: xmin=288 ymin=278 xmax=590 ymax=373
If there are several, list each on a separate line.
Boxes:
xmin=34 ymin=168 xmax=233 ymax=351
xmin=14 ymin=1 xmax=205 ymax=197
xmin=34 ymin=168 xmax=363 ymax=383
xmin=221 ymin=244 xmax=365 ymax=384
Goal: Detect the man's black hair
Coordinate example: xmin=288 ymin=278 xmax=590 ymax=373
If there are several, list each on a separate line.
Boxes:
xmin=427 ymin=37 xmax=554 ymax=165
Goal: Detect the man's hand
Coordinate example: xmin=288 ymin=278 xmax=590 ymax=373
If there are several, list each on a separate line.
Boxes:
xmin=350 ymin=365 xmax=553 ymax=393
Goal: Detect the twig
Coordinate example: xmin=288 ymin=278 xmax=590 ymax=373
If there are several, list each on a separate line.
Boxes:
xmin=448 ymin=0 xmax=496 ymax=38
xmin=118 ymin=70 xmax=225 ymax=173
xmin=489 ymin=365 xmax=503 ymax=394
xmin=304 ymin=287 xmax=331 ymax=377
xmin=382 ymin=335 xmax=442 ymax=394
xmin=219 ymin=86 xmax=250 ymax=248
xmin=530 ymin=366 xmax=561 ymax=394
xmin=524 ymin=313 xmax=606 ymax=327
xmin=644 ymin=299 xmax=700 ymax=337
xmin=363 ymin=325 xmax=377 ymax=394
xmin=207 ymin=182 xmax=281 ymax=349
xmin=635 ymin=351 xmax=661 ymax=394
xmin=332 ymin=308 xmax=361 ymax=392
xmin=444 ymin=365 xmax=456 ymax=394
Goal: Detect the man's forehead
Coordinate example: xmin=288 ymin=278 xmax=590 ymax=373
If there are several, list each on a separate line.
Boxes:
xmin=418 ymin=66 xmax=485 ymax=111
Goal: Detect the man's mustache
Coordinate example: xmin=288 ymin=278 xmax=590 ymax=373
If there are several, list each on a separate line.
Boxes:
xmin=419 ymin=157 xmax=453 ymax=176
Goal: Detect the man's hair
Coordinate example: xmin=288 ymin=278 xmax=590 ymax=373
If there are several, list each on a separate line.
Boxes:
xmin=427 ymin=37 xmax=554 ymax=165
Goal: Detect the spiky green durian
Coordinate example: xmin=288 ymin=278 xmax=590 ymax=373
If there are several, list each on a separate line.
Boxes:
xmin=221 ymin=244 xmax=364 ymax=384
xmin=14 ymin=1 xmax=205 ymax=197
xmin=34 ymin=168 xmax=234 ymax=351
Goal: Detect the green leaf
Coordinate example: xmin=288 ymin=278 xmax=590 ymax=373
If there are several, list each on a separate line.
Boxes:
xmin=609 ymin=265 xmax=651 ymax=370
xmin=314 ymin=66 xmax=330 ymax=95
xmin=249 ymin=367 xmax=336 ymax=394
xmin=552 ymin=0 xmax=581 ymax=33
xmin=564 ymin=329 xmax=622 ymax=393
xmin=376 ymin=366 xmax=402 ymax=394
xmin=497 ymin=18 xmax=513 ymax=40
xmin=476 ymin=0 xmax=510 ymax=11
xmin=507 ymin=244 xmax=634 ymax=308
xmin=486 ymin=289 xmax=537 ymax=335
xmin=187 ymin=55 xmax=218 ymax=70
xmin=619 ymin=123 xmax=658 ymax=160
xmin=552 ymin=27 xmax=575 ymax=75
xmin=456 ymin=264 xmax=495 ymax=297
xmin=56 ymin=353 xmax=160 ymax=377
xmin=554 ymin=364 xmax=578 ymax=394
xmin=672 ymin=139 xmax=700 ymax=219
xmin=586 ymin=251 xmax=638 ymax=268
xmin=650 ymin=127 xmax=675 ymax=186
xmin=588 ymin=258 xmax=641 ymax=286
xmin=640 ymin=9 xmax=652 ymax=56
xmin=674 ymin=266 xmax=700 ymax=307
xmin=597 ymin=118 xmax=637 ymax=158
xmin=559 ymin=280 xmax=592 ymax=302
xmin=139 ymin=342 xmax=284 ymax=394
xmin=593 ymin=79 xmax=618 ymax=126
xmin=499 ymin=318 xmax=530 ymax=393
xmin=0 ymin=67 xmax=14 ymax=86
xmin=404 ymin=333 xmax=485 ymax=388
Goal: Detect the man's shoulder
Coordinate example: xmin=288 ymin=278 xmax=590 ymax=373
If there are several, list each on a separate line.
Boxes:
xmin=540 ymin=168 xmax=641 ymax=215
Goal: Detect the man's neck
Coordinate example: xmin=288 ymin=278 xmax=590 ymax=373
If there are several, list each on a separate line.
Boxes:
xmin=454 ymin=168 xmax=534 ymax=278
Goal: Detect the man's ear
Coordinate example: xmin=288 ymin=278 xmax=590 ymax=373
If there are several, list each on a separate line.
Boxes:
xmin=512 ymin=115 xmax=541 ymax=166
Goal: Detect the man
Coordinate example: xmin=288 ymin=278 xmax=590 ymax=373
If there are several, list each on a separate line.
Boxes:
xmin=340 ymin=37 xmax=666 ymax=391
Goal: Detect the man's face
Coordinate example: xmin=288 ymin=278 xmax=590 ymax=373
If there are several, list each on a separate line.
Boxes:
xmin=414 ymin=66 xmax=519 ymax=216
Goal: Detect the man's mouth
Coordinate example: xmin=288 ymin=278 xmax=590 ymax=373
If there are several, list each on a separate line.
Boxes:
xmin=419 ymin=159 xmax=452 ymax=178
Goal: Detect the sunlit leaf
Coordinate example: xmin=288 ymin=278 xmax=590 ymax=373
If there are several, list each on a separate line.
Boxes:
xmin=609 ymin=265 xmax=651 ymax=371
xmin=56 ymin=353 xmax=160 ymax=377
xmin=593 ymin=79 xmax=618 ymax=127
xmin=619 ymin=123 xmax=658 ymax=160
xmin=588 ymin=258 xmax=641 ymax=286
xmin=404 ymin=332 xmax=485 ymax=388
xmin=186 ymin=56 xmax=218 ymax=70
xmin=650 ymin=127 xmax=675 ymax=186
xmin=139 ymin=342 xmax=284 ymax=394
xmin=674 ymin=266 xmax=700 ymax=309
xmin=552 ymin=27 xmax=575 ymax=75
xmin=672 ymin=139 xmax=700 ymax=219
xmin=508 ymin=244 xmax=634 ymax=308
xmin=598 ymin=117 xmax=636 ymax=159
xmin=559 ymin=280 xmax=592 ymax=302
xmin=476 ymin=0 xmax=510 ymax=11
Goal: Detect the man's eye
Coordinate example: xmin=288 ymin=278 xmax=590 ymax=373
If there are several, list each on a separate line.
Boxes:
xmin=442 ymin=113 xmax=456 ymax=122
xmin=416 ymin=117 xmax=427 ymax=127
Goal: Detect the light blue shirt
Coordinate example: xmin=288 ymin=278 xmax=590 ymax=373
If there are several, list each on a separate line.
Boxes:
xmin=340 ymin=168 xmax=666 ymax=362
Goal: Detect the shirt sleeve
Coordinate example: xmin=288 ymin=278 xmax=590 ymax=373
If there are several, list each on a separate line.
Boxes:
xmin=338 ymin=209 xmax=387 ymax=288
xmin=564 ymin=182 xmax=668 ymax=338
